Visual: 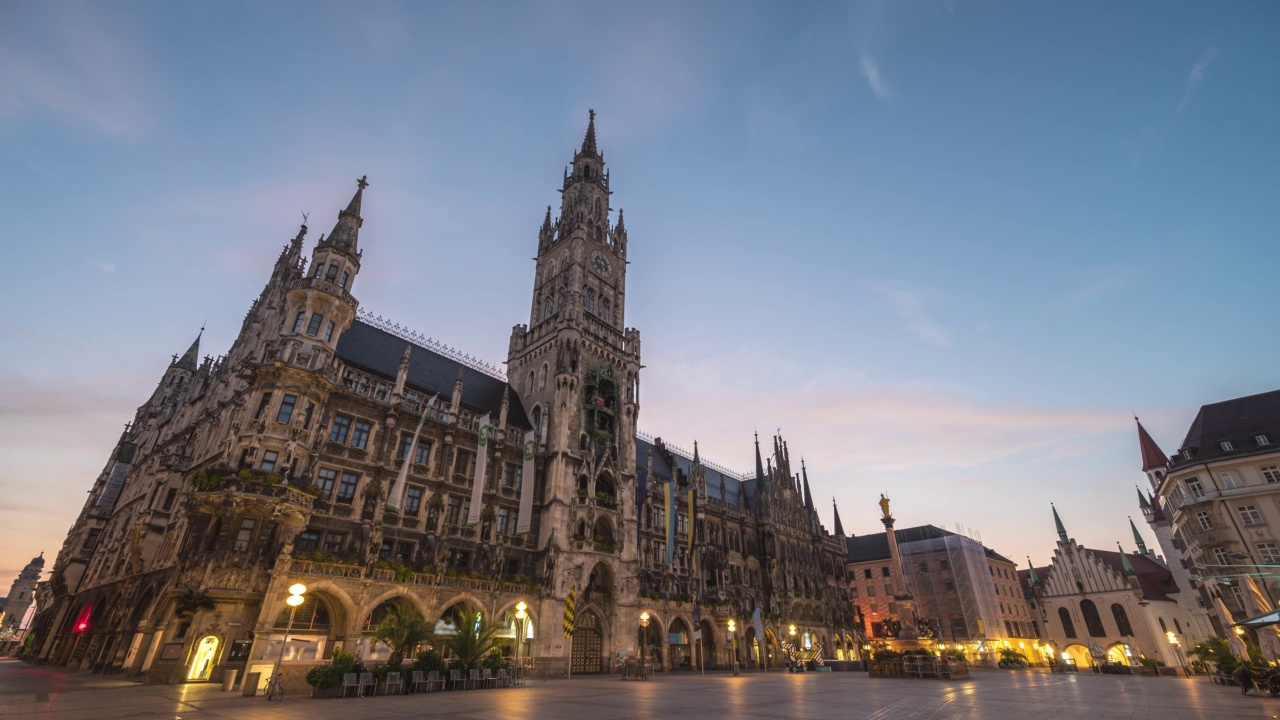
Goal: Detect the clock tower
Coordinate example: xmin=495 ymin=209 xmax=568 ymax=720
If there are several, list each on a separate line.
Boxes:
xmin=508 ymin=111 xmax=641 ymax=663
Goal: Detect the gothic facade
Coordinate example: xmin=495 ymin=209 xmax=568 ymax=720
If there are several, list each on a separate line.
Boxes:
xmin=28 ymin=114 xmax=852 ymax=688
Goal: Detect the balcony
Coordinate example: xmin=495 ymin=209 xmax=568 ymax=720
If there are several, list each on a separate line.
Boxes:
xmin=289 ymin=276 xmax=358 ymax=309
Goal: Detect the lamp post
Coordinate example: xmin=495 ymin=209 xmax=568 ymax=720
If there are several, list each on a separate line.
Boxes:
xmin=274 ymin=583 xmax=306 ymax=693
xmin=514 ymin=601 xmax=528 ymax=685
xmin=639 ymin=611 xmax=650 ymax=663
xmin=728 ymin=619 xmax=739 ymax=676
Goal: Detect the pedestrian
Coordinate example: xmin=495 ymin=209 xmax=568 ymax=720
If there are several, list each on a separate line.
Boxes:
xmin=1234 ymin=663 xmax=1255 ymax=695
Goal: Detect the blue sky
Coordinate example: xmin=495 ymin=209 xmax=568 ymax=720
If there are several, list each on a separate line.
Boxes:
xmin=2 ymin=1 xmax=1278 ymax=587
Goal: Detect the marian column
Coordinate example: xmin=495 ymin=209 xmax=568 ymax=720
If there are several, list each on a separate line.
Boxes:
xmin=880 ymin=494 xmax=919 ymax=641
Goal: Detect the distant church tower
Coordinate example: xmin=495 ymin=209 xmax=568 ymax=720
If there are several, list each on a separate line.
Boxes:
xmin=1 ymin=553 xmax=44 ymax=634
xmin=507 ymin=110 xmax=643 ymax=603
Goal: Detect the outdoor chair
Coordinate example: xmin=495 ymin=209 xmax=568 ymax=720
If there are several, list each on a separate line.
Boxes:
xmin=496 ymin=669 xmax=509 ymax=688
xmin=385 ymin=671 xmax=402 ymax=695
xmin=481 ymin=669 xmax=496 ymax=688
xmin=428 ymin=670 xmax=445 ymax=692
xmin=449 ymin=669 xmax=466 ymax=691
xmin=341 ymin=672 xmax=359 ymax=698
xmin=358 ymin=671 xmax=375 ymax=696
xmin=469 ymin=668 xmax=481 ymax=689
xmin=411 ymin=670 xmax=428 ymax=693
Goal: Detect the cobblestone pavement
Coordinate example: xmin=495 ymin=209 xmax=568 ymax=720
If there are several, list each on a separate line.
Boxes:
xmin=0 ymin=661 xmax=1270 ymax=719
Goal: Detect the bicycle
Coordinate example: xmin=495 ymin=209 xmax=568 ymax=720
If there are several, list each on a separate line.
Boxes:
xmin=265 ymin=672 xmax=285 ymax=701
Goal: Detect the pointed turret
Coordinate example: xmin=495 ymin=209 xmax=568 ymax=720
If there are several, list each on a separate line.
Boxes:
xmin=693 ymin=440 xmax=700 ymax=464
xmin=1137 ymin=486 xmax=1151 ymax=509
xmin=172 ymin=329 xmax=202 ymax=372
xmin=754 ymin=431 xmax=766 ymax=484
xmin=801 ymin=458 xmax=814 ymax=510
xmin=1136 ymin=417 xmax=1168 ymax=473
xmin=318 ymin=176 xmax=367 ymax=254
xmin=581 ymin=108 xmax=599 ymax=156
xmin=1027 ymin=559 xmax=1040 ymax=586
xmin=1118 ymin=543 xmax=1137 ymax=575
xmin=1129 ymin=517 xmax=1150 ymax=555
xmin=1052 ymin=503 xmax=1068 ymax=543
xmin=833 ymin=497 xmax=846 ymax=536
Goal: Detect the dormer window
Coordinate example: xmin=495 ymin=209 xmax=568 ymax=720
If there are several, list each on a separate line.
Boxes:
xmin=1258 ymin=435 xmax=1271 ymax=446
xmin=1221 ymin=441 xmax=1235 ymax=452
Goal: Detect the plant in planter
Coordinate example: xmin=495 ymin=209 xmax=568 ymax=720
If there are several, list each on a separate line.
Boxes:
xmin=414 ymin=648 xmax=446 ymax=675
xmin=997 ymin=648 xmax=1028 ymax=668
xmin=374 ymin=606 xmax=433 ymax=668
xmin=305 ymin=650 xmax=366 ymax=695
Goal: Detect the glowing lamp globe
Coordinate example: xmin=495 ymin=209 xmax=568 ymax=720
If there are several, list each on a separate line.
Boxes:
xmin=286 ymin=594 xmax=305 ymax=607
xmin=288 ymin=583 xmax=307 ymax=596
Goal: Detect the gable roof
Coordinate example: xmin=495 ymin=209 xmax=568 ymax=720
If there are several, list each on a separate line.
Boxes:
xmin=1085 ymin=547 xmax=1180 ymax=601
xmin=1171 ymin=389 xmax=1280 ymax=469
xmin=334 ymin=320 xmax=531 ymax=429
xmin=845 ymin=524 xmax=956 ymax=563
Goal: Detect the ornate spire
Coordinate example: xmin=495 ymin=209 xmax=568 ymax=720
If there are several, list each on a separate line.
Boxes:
xmin=801 ymin=458 xmax=814 ymax=510
xmin=1136 ymin=417 xmax=1168 ymax=473
xmin=318 ymin=176 xmax=368 ymax=254
xmin=693 ymin=440 xmax=700 ymax=464
xmin=581 ymin=108 xmax=598 ymax=155
xmin=616 ymin=208 xmax=625 ymax=231
xmin=754 ymin=431 xmax=765 ymax=484
xmin=1026 ymin=558 xmax=1039 ymax=585
xmin=542 ymin=205 xmax=553 ymax=230
xmin=1052 ymin=503 xmax=1068 ymax=543
xmin=1136 ymin=486 xmax=1151 ymax=509
xmin=1129 ymin=516 xmax=1149 ymax=555
xmin=833 ymin=497 xmax=845 ymax=536
xmin=172 ymin=327 xmax=202 ymax=371
xmin=1118 ymin=543 xmax=1136 ymax=575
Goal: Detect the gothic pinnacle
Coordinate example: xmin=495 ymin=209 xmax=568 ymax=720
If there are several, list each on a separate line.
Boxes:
xmin=581 ymin=108 xmax=598 ymax=155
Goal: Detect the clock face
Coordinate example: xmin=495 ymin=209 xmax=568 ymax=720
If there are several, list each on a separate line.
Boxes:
xmin=591 ymin=251 xmax=612 ymax=278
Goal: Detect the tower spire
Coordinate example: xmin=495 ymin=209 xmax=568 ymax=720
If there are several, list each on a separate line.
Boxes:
xmin=833 ymin=497 xmax=845 ymax=536
xmin=1118 ymin=543 xmax=1137 ymax=575
xmin=1027 ymin=558 xmax=1040 ymax=585
xmin=1052 ymin=503 xmax=1068 ymax=543
xmin=1136 ymin=417 xmax=1168 ymax=473
xmin=581 ymin=108 xmax=598 ymax=155
xmin=754 ymin=431 xmax=765 ymax=485
xmin=1136 ymin=486 xmax=1151 ymax=509
xmin=1129 ymin=516 xmax=1149 ymax=555
xmin=318 ymin=176 xmax=367 ymax=254
xmin=801 ymin=458 xmax=814 ymax=510
xmin=172 ymin=327 xmax=202 ymax=371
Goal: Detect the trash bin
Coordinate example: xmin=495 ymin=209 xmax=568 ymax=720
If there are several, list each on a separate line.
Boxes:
xmin=241 ymin=671 xmax=260 ymax=696
xmin=222 ymin=669 xmax=239 ymax=692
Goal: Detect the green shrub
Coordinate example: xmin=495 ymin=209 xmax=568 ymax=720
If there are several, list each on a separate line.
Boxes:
xmin=414 ymin=648 xmax=446 ymax=674
xmin=482 ymin=648 xmax=506 ymax=673
xmin=304 ymin=650 xmax=366 ymax=689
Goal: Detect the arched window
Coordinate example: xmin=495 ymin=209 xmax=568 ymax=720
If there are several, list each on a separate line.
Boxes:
xmin=539 ymin=364 xmax=548 ymax=388
xmin=1080 ymin=599 xmax=1106 ymax=637
xmin=1111 ymin=604 xmax=1134 ymax=636
xmin=1174 ymin=618 xmax=1182 ymax=634
xmin=584 ymin=290 xmax=595 ymax=314
xmin=531 ymin=405 xmax=542 ymax=433
xmin=1158 ymin=617 xmax=1167 ymax=633
xmin=601 ymin=299 xmax=611 ymax=324
xmin=1058 ymin=607 xmax=1077 ymax=638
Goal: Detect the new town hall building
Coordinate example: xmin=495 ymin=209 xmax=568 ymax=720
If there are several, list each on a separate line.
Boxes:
xmin=28 ymin=115 xmax=853 ymax=688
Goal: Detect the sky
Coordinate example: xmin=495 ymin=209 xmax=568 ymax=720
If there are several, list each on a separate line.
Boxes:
xmin=2 ymin=1 xmax=1278 ymax=591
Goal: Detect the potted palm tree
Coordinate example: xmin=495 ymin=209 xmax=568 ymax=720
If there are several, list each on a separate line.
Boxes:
xmin=373 ymin=606 xmax=432 ymax=691
xmin=437 ymin=609 xmax=504 ymax=673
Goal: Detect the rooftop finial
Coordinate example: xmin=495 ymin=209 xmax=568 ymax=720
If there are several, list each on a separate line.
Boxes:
xmin=581 ymin=108 xmax=598 ymax=155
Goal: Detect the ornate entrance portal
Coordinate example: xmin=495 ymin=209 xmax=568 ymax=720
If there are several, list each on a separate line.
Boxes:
xmin=570 ymin=610 xmax=603 ymax=674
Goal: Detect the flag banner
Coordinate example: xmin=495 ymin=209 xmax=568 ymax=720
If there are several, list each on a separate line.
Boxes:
xmin=693 ymin=604 xmax=702 ymax=626
xmin=466 ymin=413 xmax=491 ymax=526
xmin=638 ymin=450 xmax=652 ymax=547
xmin=563 ymin=589 xmax=577 ymax=638
xmin=665 ymin=481 xmax=676 ymax=565
xmin=752 ymin=608 xmax=765 ymax=651
xmin=515 ymin=430 xmax=536 ymax=535
xmin=388 ymin=395 xmax=435 ymax=512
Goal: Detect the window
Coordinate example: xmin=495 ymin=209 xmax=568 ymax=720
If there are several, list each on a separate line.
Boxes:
xmin=322 ymin=532 xmax=344 ymax=554
xmin=339 ymin=271 xmax=349 ymax=288
xmin=850 ymin=587 xmax=859 ymax=598
xmin=1059 ymin=608 xmax=1077 ymax=638
xmin=1213 ymin=547 xmax=1231 ymax=566
xmin=83 ymin=527 xmax=102 ymax=550
xmin=939 ymin=560 xmax=949 ymax=570
xmin=351 ymin=420 xmax=372 ymax=449
xmin=1239 ymin=505 xmax=1264 ymax=526
xmin=884 ymin=584 xmax=894 ymax=596
xmin=1258 ymin=542 xmax=1280 ymax=565
xmin=260 ymin=451 xmax=278 ymax=473
xmin=1221 ymin=471 xmax=1245 ymax=489
xmin=324 ymin=321 xmax=335 ymax=342
xmin=453 ymin=450 xmax=471 ymax=476
xmin=325 ymin=263 xmax=339 ymax=282
xmin=1263 ymin=466 xmax=1280 ymax=484
xmin=881 ymin=567 xmax=890 ymax=578
xmin=1196 ymin=511 xmax=1213 ymax=530
xmin=446 ymin=496 xmax=461 ymax=525
xmin=1080 ymin=599 xmax=1106 ymax=637
xmin=296 ymin=531 xmax=319 ymax=551
xmin=335 ymin=472 xmax=358 ymax=504
xmin=944 ymin=580 xmax=955 ymax=592
xmin=276 ymin=394 xmax=297 ymax=424
xmin=1221 ymin=441 xmax=1235 ymax=452
xmin=306 ymin=313 xmax=324 ymax=336
xmin=313 ymin=261 xmax=324 ymax=277
xmin=497 ymin=507 xmax=511 ymax=535
xmin=329 ymin=415 xmax=351 ymax=443
xmin=315 ymin=468 xmax=337 ymax=498
xmin=404 ymin=486 xmax=423 ymax=516
xmin=232 ymin=518 xmax=257 ymax=553
xmin=866 ymin=586 xmax=875 ymax=597
xmin=254 ymin=392 xmax=273 ymax=420
xmin=1187 ymin=478 xmax=1205 ymax=498
xmin=503 ymin=464 xmax=520 ymax=489
xmin=919 ymin=562 xmax=929 ymax=572
xmin=162 ymin=487 xmax=177 ymax=511
xmin=1258 ymin=435 xmax=1271 ymax=446
xmin=292 ymin=312 xmax=305 ymax=332
xmin=1111 ymin=603 xmax=1134 ymax=636
xmin=864 ymin=568 xmax=872 ymax=580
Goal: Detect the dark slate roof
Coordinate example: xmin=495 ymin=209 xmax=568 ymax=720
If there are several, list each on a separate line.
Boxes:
xmin=1171 ymin=389 xmax=1280 ymax=469
xmin=984 ymin=547 xmax=1015 ymax=565
xmin=633 ymin=437 xmax=755 ymax=508
xmin=334 ymin=320 xmax=531 ymax=429
xmin=1017 ymin=567 xmax=1049 ymax=598
xmin=845 ymin=524 xmax=957 ymax=563
xmin=1086 ymin=548 xmax=1180 ymax=602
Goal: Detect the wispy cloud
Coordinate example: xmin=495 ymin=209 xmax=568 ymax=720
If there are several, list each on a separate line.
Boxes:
xmin=0 ymin=3 xmax=155 ymax=139
xmin=1178 ymin=48 xmax=1217 ymax=115
xmin=859 ymin=50 xmax=893 ymax=104
xmin=868 ymin=283 xmax=951 ymax=348
xmin=99 ymin=262 xmax=116 ymax=274
xmin=850 ymin=0 xmax=894 ymax=104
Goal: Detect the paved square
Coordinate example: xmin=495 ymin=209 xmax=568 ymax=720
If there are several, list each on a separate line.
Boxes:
xmin=0 ymin=661 xmax=1269 ymax=719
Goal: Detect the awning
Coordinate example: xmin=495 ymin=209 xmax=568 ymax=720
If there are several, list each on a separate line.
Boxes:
xmin=1234 ymin=609 xmax=1280 ymax=629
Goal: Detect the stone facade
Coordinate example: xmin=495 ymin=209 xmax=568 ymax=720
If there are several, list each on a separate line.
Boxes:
xmin=27 ymin=114 xmax=851 ymax=689
xmin=0 ymin=554 xmax=44 ymax=638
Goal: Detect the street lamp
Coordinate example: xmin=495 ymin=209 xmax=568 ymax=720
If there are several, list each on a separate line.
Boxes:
xmin=515 ymin=601 xmax=528 ymax=685
xmin=274 ymin=583 xmax=306 ymax=694
xmin=728 ymin=619 xmax=739 ymax=676
xmin=640 ymin=611 xmax=650 ymax=662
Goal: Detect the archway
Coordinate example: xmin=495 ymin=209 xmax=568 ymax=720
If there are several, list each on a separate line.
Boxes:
xmin=495 ymin=603 xmax=536 ymax=660
xmin=745 ymin=627 xmax=759 ymax=668
xmin=699 ymin=619 xmax=717 ymax=670
xmin=639 ymin=614 xmax=662 ymax=662
xmin=1105 ymin=643 xmax=1131 ymax=665
xmin=570 ymin=609 xmax=603 ymax=674
xmin=667 ymin=618 xmax=692 ymax=671
xmin=1064 ymin=643 xmax=1092 ymax=668
xmin=358 ymin=598 xmax=419 ymax=662
xmin=271 ymin=593 xmax=334 ymax=663
xmin=764 ymin=627 xmax=779 ymax=669
xmin=584 ymin=562 xmax=615 ymax=606
xmin=186 ymin=635 xmax=219 ymax=681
